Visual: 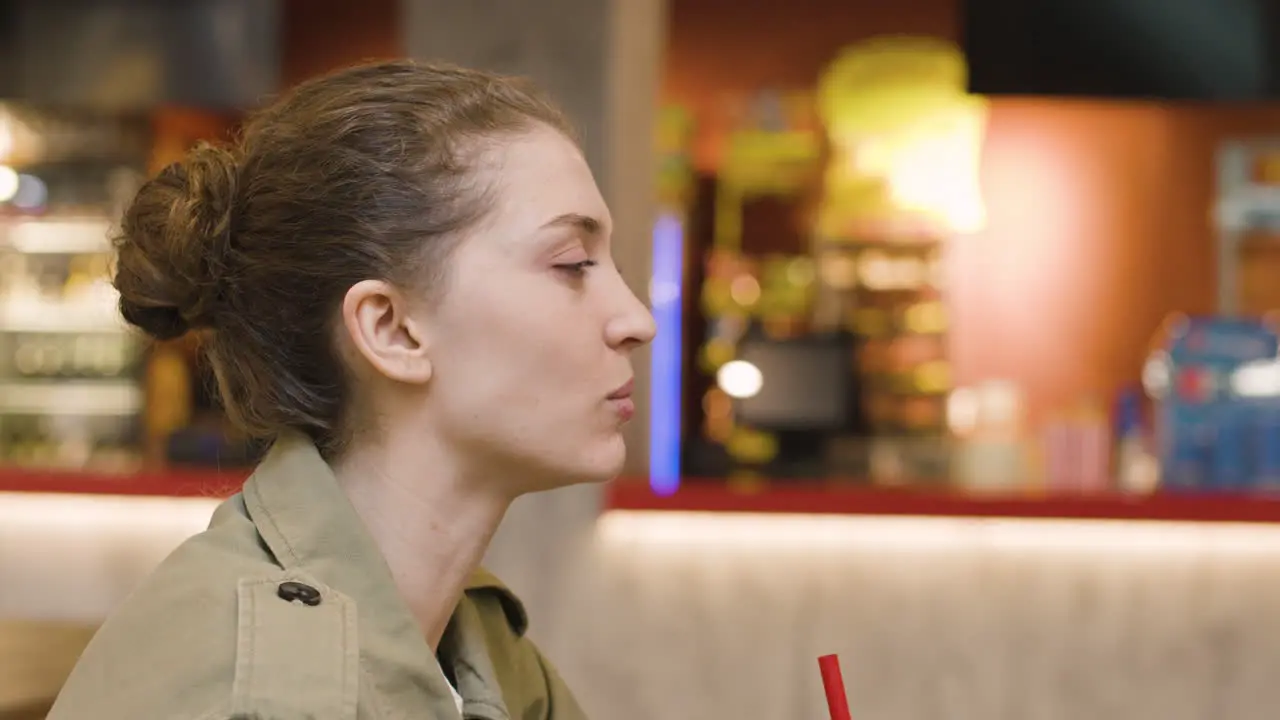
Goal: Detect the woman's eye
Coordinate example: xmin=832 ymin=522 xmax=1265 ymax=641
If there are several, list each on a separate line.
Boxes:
xmin=554 ymin=260 xmax=598 ymax=276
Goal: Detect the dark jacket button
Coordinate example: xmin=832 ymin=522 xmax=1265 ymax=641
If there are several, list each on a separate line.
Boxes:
xmin=277 ymin=581 xmax=322 ymax=606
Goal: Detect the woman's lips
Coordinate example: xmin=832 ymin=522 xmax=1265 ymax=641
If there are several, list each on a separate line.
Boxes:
xmin=608 ymin=378 xmax=635 ymax=422
xmin=607 ymin=378 xmax=634 ymax=400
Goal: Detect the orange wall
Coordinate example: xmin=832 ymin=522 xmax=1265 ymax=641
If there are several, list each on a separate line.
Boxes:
xmin=281 ymin=0 xmax=401 ymax=87
xmin=667 ymin=0 xmax=1280 ymax=425
xmin=958 ymin=102 xmax=1280 ymax=424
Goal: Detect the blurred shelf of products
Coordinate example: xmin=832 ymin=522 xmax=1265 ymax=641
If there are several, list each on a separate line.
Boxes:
xmin=0 ymin=103 xmax=260 ymax=478
xmin=670 ymin=38 xmax=988 ymax=491
xmin=649 ymin=36 xmax=1280 ymax=506
xmin=1135 ymin=140 xmax=1280 ymax=496
xmin=6 ymin=33 xmax=1280 ymax=515
xmin=0 ymin=104 xmax=147 ymax=473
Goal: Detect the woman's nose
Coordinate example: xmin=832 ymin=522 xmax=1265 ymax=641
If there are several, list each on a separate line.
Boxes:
xmin=605 ymin=283 xmax=657 ymax=351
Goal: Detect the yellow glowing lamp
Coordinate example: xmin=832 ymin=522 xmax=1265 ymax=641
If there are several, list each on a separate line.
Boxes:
xmin=815 ymin=37 xmax=988 ymax=237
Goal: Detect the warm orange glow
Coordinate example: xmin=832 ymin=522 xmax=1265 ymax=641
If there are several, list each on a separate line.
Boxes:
xmin=883 ymin=107 xmax=987 ymax=232
xmin=947 ymin=101 xmax=1194 ymax=425
xmin=816 ymin=37 xmax=987 ymax=235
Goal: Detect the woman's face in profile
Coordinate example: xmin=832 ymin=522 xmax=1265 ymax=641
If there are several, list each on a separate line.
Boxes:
xmin=416 ymin=124 xmax=656 ymax=490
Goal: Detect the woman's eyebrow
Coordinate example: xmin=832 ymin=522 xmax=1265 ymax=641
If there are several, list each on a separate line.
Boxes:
xmin=538 ymin=212 xmax=603 ymax=236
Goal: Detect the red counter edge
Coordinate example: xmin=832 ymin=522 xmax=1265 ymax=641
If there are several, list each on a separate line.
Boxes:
xmin=6 ymin=467 xmax=1280 ymax=524
xmin=0 ymin=467 xmax=249 ymax=498
xmin=604 ymin=480 xmax=1280 ymax=524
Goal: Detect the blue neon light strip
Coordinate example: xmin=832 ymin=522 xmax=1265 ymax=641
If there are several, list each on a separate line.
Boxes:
xmin=649 ymin=212 xmax=684 ymax=495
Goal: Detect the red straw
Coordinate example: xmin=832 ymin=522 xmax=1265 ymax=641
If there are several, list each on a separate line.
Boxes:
xmin=818 ymin=654 xmax=852 ymax=720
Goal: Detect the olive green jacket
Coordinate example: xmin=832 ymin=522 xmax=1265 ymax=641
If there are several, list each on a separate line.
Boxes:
xmin=47 ymin=434 xmax=588 ymax=720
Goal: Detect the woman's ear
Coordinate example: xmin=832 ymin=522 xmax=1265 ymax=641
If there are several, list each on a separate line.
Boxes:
xmin=340 ymin=279 xmax=433 ymax=384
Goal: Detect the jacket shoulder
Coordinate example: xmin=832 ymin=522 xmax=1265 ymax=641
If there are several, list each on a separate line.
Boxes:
xmin=48 ymin=494 xmax=355 ymax=720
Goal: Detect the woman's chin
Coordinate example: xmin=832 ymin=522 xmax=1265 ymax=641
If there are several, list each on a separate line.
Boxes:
xmin=550 ymin=437 xmax=629 ymax=488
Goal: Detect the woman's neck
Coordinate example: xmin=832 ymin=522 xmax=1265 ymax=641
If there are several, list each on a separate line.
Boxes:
xmin=331 ymin=433 xmax=513 ymax=649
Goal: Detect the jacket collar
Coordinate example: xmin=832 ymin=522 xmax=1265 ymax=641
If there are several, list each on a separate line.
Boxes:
xmin=239 ymin=433 xmax=526 ymax=715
